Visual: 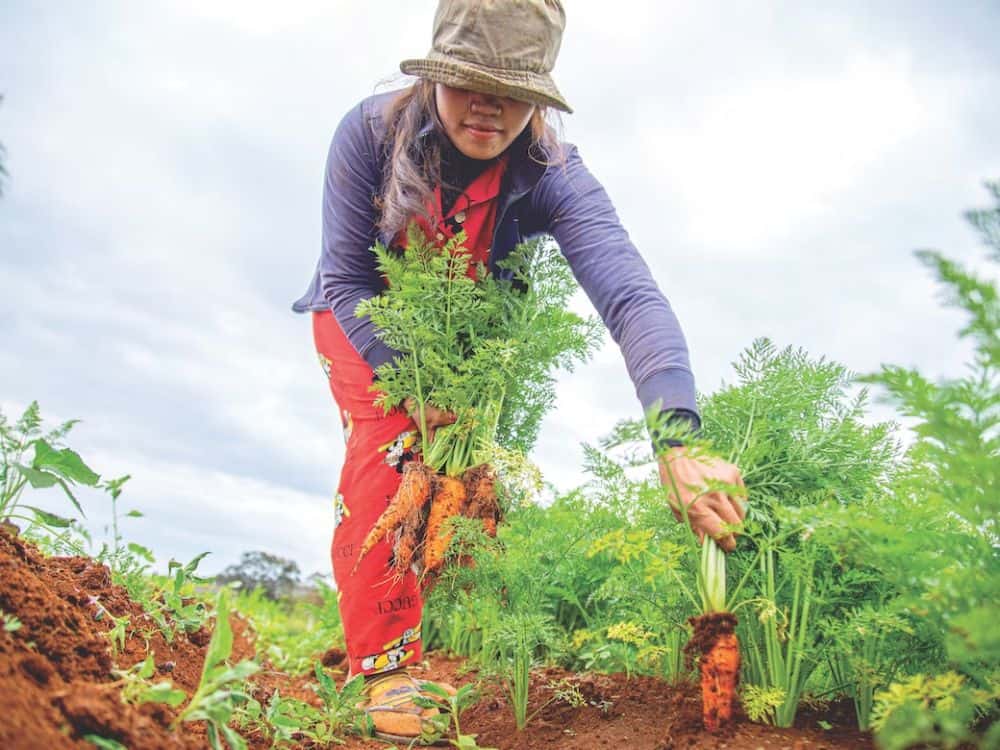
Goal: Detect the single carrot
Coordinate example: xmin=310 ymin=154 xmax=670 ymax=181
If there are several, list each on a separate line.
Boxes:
xmin=353 ymin=461 xmax=433 ymax=573
xmin=391 ymin=498 xmax=427 ymax=576
xmin=687 ymin=612 xmax=740 ymax=732
xmin=463 ymin=464 xmax=501 ymax=537
xmin=422 ymin=474 xmax=466 ymax=575
xmin=702 ymin=631 xmax=740 ymax=732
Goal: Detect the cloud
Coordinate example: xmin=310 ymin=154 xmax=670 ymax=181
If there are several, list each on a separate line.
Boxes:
xmin=643 ymin=52 xmax=932 ymax=249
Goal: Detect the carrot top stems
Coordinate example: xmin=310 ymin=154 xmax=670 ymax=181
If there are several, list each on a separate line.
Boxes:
xmin=698 ymin=537 xmax=728 ymax=614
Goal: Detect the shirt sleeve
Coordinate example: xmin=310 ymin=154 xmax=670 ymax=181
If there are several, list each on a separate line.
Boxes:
xmin=319 ymin=101 xmax=401 ymax=370
xmin=532 ymin=143 xmax=700 ymax=420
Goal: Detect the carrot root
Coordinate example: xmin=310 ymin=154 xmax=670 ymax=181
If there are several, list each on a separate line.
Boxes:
xmin=686 ymin=612 xmax=740 ymax=733
xmin=422 ymin=474 xmax=466 ymax=576
xmin=463 ymin=464 xmax=501 ymax=536
xmin=352 ymin=461 xmax=434 ymax=574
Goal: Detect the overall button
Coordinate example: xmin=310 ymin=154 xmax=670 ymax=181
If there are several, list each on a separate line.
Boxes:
xmin=454 ymin=210 xmax=467 ymax=224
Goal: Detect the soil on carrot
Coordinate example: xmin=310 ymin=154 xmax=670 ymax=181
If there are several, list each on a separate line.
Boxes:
xmin=0 ymin=529 xmax=874 ymax=750
xmin=685 ymin=612 xmax=739 ymax=663
xmin=686 ymin=611 xmax=741 ymax=733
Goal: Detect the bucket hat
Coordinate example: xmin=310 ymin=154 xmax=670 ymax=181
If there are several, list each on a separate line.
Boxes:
xmin=400 ymin=0 xmax=572 ymax=113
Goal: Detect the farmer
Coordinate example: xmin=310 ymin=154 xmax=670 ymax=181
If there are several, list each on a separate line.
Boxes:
xmin=292 ymin=0 xmax=746 ymax=741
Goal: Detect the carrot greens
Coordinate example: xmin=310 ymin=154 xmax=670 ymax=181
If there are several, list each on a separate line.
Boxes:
xmin=356 ymin=223 xmax=602 ymax=477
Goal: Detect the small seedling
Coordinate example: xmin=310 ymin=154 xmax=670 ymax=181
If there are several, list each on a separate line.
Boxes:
xmin=414 ymin=682 xmax=497 ymax=749
xmin=87 ymin=595 xmax=131 ymax=656
xmin=2 ymin=610 xmax=22 ymax=633
xmin=112 ymin=653 xmax=187 ymax=707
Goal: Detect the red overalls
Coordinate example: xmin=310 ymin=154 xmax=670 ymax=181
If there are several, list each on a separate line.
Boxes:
xmin=312 ymin=155 xmax=508 ymax=676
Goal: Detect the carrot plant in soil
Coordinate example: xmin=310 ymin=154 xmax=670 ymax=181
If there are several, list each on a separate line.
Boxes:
xmin=590 ymin=336 xmax=901 ymax=728
xmin=426 ymin=334 xmax=902 ymax=736
xmin=422 ymin=483 xmax=636 ymax=732
xmin=426 ymin=183 xmax=1000 ymax=747
xmin=353 ymin=224 xmax=601 ymax=581
xmin=804 ymin=181 xmax=1000 ymax=748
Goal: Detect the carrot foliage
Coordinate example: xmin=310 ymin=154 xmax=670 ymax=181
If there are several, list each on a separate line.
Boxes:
xmin=356 ymin=223 xmax=602 ymax=476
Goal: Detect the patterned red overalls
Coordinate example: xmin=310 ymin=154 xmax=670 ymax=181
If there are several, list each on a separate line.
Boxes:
xmin=312 ymin=155 xmax=508 ymax=676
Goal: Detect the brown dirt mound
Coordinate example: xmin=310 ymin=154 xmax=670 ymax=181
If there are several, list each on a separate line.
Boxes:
xmin=0 ymin=528 xmax=254 ymax=750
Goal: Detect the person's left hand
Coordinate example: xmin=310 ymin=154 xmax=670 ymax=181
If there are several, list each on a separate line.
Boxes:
xmin=658 ymin=446 xmax=747 ymax=552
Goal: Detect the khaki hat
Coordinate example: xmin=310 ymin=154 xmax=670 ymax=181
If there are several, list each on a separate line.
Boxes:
xmin=400 ymin=0 xmax=572 ymax=114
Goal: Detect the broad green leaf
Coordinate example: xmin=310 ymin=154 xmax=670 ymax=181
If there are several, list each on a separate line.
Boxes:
xmin=203 ymin=591 xmax=234 ymax=677
xmin=137 ymin=654 xmax=156 ymax=679
xmin=22 ymin=505 xmax=72 ymax=528
xmin=15 ymin=464 xmax=58 ymax=488
xmin=419 ymin=681 xmax=452 ymax=699
xmin=32 ymin=439 xmax=100 ymax=485
xmin=185 ymin=551 xmax=211 ymax=574
xmin=219 ymin=724 xmax=248 ymax=750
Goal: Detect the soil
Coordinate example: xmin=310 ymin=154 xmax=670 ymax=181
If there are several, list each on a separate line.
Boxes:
xmin=0 ymin=528 xmax=875 ymax=750
xmin=333 ymin=657 xmax=874 ymax=750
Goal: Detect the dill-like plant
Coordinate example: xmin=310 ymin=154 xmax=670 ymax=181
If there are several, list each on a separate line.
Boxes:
xmin=356 ymin=223 xmax=602 ymax=476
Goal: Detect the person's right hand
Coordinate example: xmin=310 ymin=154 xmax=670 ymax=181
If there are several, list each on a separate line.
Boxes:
xmin=658 ymin=446 xmax=746 ymax=552
xmin=403 ymin=398 xmax=457 ymax=443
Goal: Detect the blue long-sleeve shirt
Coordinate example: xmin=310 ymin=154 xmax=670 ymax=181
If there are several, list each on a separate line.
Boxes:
xmin=293 ymin=91 xmax=700 ymax=429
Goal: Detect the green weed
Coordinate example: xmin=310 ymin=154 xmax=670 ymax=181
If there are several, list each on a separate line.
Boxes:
xmin=415 ymin=681 xmax=497 ymax=749
xmin=172 ymin=589 xmax=259 ymax=750
xmin=0 ymin=401 xmax=100 ymax=534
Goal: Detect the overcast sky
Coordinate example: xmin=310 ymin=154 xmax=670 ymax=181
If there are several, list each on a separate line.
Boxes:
xmin=2 ymin=1 xmax=998 ymax=577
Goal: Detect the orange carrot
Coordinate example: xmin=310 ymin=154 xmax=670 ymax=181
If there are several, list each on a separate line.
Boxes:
xmin=687 ymin=612 xmax=740 ymax=732
xmin=391 ymin=499 xmax=427 ymax=576
xmin=353 ymin=461 xmax=433 ymax=573
xmin=701 ymin=631 xmax=740 ymax=732
xmin=422 ymin=474 xmax=466 ymax=575
xmin=463 ymin=464 xmax=501 ymax=537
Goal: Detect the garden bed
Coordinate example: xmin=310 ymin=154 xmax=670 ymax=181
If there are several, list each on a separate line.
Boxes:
xmin=0 ymin=528 xmax=872 ymax=750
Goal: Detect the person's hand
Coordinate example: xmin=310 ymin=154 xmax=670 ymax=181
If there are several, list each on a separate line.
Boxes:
xmin=403 ymin=398 xmax=457 ymax=443
xmin=658 ymin=446 xmax=746 ymax=552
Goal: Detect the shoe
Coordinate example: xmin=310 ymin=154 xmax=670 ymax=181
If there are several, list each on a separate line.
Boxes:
xmin=357 ymin=669 xmax=457 ymax=744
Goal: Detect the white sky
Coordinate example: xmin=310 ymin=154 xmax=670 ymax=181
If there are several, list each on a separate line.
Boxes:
xmin=1 ymin=0 xmax=998 ymax=577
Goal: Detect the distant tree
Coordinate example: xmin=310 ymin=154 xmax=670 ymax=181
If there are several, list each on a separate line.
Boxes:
xmin=306 ymin=571 xmax=333 ymax=589
xmin=216 ymin=550 xmax=301 ymax=600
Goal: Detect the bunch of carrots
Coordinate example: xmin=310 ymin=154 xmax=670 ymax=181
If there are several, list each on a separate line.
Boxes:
xmin=353 ymin=462 xmax=500 ymax=581
xmin=352 ymin=224 xmax=599 ymax=583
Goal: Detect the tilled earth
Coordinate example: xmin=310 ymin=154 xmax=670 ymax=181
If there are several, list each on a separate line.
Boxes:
xmin=0 ymin=529 xmax=873 ymax=749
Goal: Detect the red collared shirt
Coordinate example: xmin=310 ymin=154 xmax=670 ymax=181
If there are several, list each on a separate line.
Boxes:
xmin=401 ymin=154 xmax=509 ymax=278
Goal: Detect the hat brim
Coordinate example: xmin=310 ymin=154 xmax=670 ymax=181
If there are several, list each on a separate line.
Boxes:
xmin=400 ymin=51 xmax=572 ymax=114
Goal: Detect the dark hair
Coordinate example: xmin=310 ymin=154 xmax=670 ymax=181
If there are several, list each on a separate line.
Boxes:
xmin=376 ymin=79 xmax=563 ymax=242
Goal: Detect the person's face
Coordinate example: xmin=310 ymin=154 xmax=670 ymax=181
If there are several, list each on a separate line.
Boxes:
xmin=434 ymin=83 xmax=536 ymax=160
